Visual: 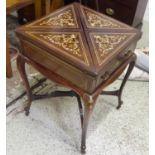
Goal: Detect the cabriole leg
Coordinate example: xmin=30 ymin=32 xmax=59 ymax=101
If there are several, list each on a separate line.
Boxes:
xmin=16 ymin=55 xmax=32 ymax=116
xmin=76 ymin=94 xmax=84 ymax=128
xmin=81 ymin=96 xmax=95 ymax=154
xmin=117 ymin=60 xmax=136 ymax=109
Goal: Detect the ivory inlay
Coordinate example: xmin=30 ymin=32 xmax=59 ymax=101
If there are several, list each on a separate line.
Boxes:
xmin=91 ymin=34 xmax=128 ymax=65
xmin=39 ymin=33 xmax=89 ymax=65
xmin=84 ymin=9 xmax=121 ymax=28
xmin=39 ymin=10 xmax=76 ymax=27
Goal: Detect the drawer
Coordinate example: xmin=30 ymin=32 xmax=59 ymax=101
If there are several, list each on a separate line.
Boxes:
xmin=96 ymin=58 xmax=122 ymax=87
xmin=21 ymin=40 xmax=96 ymax=93
xmin=98 ymin=0 xmax=135 ymax=25
xmin=115 ymin=0 xmax=138 ymax=8
xmin=83 ymin=0 xmax=97 ymax=10
xmin=96 ymin=49 xmax=134 ymax=87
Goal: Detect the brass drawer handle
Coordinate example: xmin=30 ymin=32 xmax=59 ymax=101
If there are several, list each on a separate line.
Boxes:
xmin=124 ymin=50 xmax=132 ymax=58
xmin=115 ymin=60 xmax=121 ymax=66
xmin=101 ymin=72 xmax=110 ymax=81
xmin=106 ymin=8 xmax=115 ymax=16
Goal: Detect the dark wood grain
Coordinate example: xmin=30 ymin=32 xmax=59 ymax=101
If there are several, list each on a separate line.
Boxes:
xmin=6 ymin=0 xmax=34 ymax=14
xmin=6 ymin=36 xmax=12 ymax=78
xmin=16 ymin=3 xmax=141 ymax=153
xmin=65 ymin=0 xmax=148 ymax=26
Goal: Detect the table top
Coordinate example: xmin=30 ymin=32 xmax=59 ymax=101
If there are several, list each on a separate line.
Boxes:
xmin=16 ymin=2 xmax=141 ymax=76
xmin=6 ymin=0 xmax=34 ymax=13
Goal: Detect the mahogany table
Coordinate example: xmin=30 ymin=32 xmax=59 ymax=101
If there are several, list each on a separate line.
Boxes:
xmin=16 ymin=2 xmax=141 ymax=153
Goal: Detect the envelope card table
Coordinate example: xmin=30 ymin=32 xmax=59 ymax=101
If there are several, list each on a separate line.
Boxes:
xmin=16 ymin=2 xmax=141 ymax=153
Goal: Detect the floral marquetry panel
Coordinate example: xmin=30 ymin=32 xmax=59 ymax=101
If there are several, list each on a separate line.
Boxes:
xmin=83 ymin=9 xmax=120 ymax=28
xmin=89 ymin=33 xmax=136 ymax=65
xmin=25 ymin=5 xmax=80 ymax=29
xmin=25 ymin=32 xmax=90 ymax=66
xmin=39 ymin=10 xmax=76 ymax=27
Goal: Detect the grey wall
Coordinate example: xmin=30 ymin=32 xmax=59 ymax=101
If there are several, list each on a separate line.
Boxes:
xmin=137 ymin=2 xmax=149 ymax=48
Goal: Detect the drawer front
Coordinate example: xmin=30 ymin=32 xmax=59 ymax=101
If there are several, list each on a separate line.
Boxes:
xmin=96 ymin=44 xmax=136 ymax=87
xmin=115 ymin=0 xmax=138 ymax=8
xmin=97 ymin=57 xmax=123 ymax=86
xmin=98 ymin=0 xmax=135 ymax=25
xmin=21 ymin=40 xmax=96 ymax=93
xmin=83 ymin=0 xmax=97 ymax=10
xmin=85 ymin=0 xmax=137 ymax=9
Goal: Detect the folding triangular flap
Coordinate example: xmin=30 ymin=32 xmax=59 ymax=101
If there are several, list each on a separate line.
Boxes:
xmin=87 ymin=32 xmax=136 ymax=66
xmin=26 ymin=4 xmax=80 ymax=29
xmin=79 ymin=5 xmax=131 ymax=29
xmin=25 ymin=31 xmax=94 ymax=69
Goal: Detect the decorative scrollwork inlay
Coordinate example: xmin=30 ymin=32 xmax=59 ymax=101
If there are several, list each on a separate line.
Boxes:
xmin=92 ymin=34 xmax=128 ymax=65
xmin=39 ymin=33 xmax=89 ymax=65
xmin=40 ymin=34 xmax=81 ymax=56
xmin=84 ymin=9 xmax=121 ymax=28
xmin=39 ymin=10 xmax=76 ymax=27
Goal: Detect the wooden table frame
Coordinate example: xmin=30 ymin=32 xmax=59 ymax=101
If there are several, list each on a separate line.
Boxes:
xmin=17 ymin=52 xmax=136 ymax=153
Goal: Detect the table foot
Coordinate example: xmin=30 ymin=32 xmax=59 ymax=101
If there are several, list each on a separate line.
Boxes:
xmin=116 ymin=100 xmax=123 ymax=109
xmin=81 ymin=145 xmax=86 ymax=154
xmin=101 ymin=90 xmax=123 ymax=109
xmin=24 ymin=106 xmax=30 ymax=116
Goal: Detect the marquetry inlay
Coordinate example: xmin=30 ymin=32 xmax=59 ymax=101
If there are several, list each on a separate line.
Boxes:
xmin=26 ymin=6 xmax=79 ymax=28
xmin=39 ymin=10 xmax=76 ymax=27
xmin=82 ymin=8 xmax=128 ymax=29
xmin=40 ymin=34 xmax=82 ymax=56
xmin=90 ymin=33 xmax=134 ymax=65
xmin=18 ymin=3 xmax=139 ymax=72
xmin=26 ymin=32 xmax=89 ymax=66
